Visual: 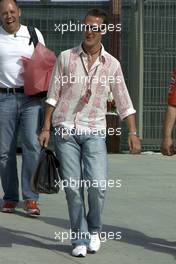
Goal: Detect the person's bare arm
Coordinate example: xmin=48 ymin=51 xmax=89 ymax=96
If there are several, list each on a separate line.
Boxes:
xmin=125 ymin=114 xmax=141 ymax=154
xmin=161 ymin=105 xmax=176 ymax=155
xmin=38 ymin=104 xmax=55 ymax=148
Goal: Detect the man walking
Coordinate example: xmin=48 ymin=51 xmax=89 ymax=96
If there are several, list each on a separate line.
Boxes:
xmin=0 ymin=0 xmax=45 ymax=215
xmin=39 ymin=9 xmax=141 ymax=256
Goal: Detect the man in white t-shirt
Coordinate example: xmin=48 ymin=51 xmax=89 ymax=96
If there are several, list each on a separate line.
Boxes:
xmin=0 ymin=0 xmax=45 ymax=216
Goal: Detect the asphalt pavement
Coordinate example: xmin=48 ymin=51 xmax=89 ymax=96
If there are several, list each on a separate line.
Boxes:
xmin=0 ymin=153 xmax=176 ymax=264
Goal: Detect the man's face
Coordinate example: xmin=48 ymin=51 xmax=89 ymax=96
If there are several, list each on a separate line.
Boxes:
xmin=0 ymin=0 xmax=21 ymax=34
xmin=83 ymin=15 xmax=104 ymax=48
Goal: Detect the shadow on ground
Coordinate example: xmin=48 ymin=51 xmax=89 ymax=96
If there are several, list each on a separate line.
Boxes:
xmin=0 ymin=210 xmax=176 ymax=259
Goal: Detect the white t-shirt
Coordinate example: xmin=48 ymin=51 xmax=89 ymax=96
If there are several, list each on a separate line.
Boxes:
xmin=0 ymin=24 xmax=45 ymax=88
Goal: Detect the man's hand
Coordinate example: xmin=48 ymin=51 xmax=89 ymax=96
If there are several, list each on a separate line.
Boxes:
xmin=128 ymin=135 xmax=141 ymax=154
xmin=125 ymin=114 xmax=141 ymax=154
xmin=38 ymin=130 xmax=50 ymax=148
xmin=161 ymin=137 xmax=174 ymax=156
xmin=38 ymin=104 xmax=55 ymax=148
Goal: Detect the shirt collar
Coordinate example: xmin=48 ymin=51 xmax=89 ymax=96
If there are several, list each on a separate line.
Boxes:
xmin=77 ymin=43 xmax=106 ymax=63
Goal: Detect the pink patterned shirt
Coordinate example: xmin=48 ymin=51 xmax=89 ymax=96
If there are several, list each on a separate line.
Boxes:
xmin=46 ymin=44 xmax=136 ymax=130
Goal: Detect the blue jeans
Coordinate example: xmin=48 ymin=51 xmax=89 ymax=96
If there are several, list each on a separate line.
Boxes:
xmin=0 ymin=93 xmax=43 ymax=202
xmin=54 ymin=130 xmax=108 ymax=246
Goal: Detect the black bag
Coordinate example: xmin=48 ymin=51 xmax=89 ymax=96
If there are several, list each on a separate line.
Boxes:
xmin=31 ymin=148 xmax=60 ymax=194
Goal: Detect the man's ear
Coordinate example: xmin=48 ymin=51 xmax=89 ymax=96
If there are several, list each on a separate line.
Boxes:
xmin=18 ymin=8 xmax=22 ymax=17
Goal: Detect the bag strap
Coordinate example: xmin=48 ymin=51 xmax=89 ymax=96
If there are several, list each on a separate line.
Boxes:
xmin=28 ymin=25 xmax=39 ymax=48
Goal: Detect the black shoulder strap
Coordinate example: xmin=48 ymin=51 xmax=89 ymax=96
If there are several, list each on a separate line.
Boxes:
xmin=28 ymin=25 xmax=39 ymax=48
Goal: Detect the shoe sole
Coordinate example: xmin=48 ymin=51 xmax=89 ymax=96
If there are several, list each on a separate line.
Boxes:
xmin=2 ymin=208 xmax=15 ymax=213
xmin=87 ymin=249 xmax=97 ymax=254
xmin=87 ymin=246 xmax=100 ymax=254
xmin=72 ymin=253 xmax=86 ymax=257
xmin=24 ymin=209 xmax=40 ymax=217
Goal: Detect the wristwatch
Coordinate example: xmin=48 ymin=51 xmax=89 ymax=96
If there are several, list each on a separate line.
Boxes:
xmin=128 ymin=132 xmax=137 ymax=136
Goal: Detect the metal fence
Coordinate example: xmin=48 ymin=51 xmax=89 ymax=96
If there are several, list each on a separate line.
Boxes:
xmin=143 ymin=0 xmax=176 ymax=150
xmin=121 ymin=0 xmax=176 ymax=151
xmin=20 ymin=1 xmax=110 ymax=55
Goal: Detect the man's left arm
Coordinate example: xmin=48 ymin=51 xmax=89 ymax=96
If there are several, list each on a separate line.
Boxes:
xmin=110 ymin=61 xmax=141 ymax=154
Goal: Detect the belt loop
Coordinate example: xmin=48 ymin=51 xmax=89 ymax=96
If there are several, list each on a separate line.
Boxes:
xmin=7 ymin=88 xmax=9 ymax=94
xmin=13 ymin=88 xmax=16 ymax=94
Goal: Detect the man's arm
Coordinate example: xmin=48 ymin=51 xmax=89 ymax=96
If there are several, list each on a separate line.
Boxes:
xmin=38 ymin=104 xmax=55 ymax=148
xmin=161 ymin=105 xmax=176 ymax=155
xmin=125 ymin=114 xmax=141 ymax=154
xmin=110 ymin=61 xmax=141 ymax=154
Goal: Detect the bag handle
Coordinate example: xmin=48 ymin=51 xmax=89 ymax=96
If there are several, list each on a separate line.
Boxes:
xmin=41 ymin=147 xmax=60 ymax=168
xmin=28 ymin=25 xmax=39 ymax=48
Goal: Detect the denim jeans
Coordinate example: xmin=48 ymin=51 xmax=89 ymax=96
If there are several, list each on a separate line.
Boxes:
xmin=0 ymin=93 xmax=43 ymax=202
xmin=54 ymin=130 xmax=108 ymax=246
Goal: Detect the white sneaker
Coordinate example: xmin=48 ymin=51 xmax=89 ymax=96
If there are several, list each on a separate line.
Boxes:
xmin=72 ymin=245 xmax=87 ymax=257
xmin=88 ymin=233 xmax=101 ymax=253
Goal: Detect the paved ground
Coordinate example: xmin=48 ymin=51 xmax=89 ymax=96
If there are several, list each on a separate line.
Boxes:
xmin=0 ymin=153 xmax=176 ymax=264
